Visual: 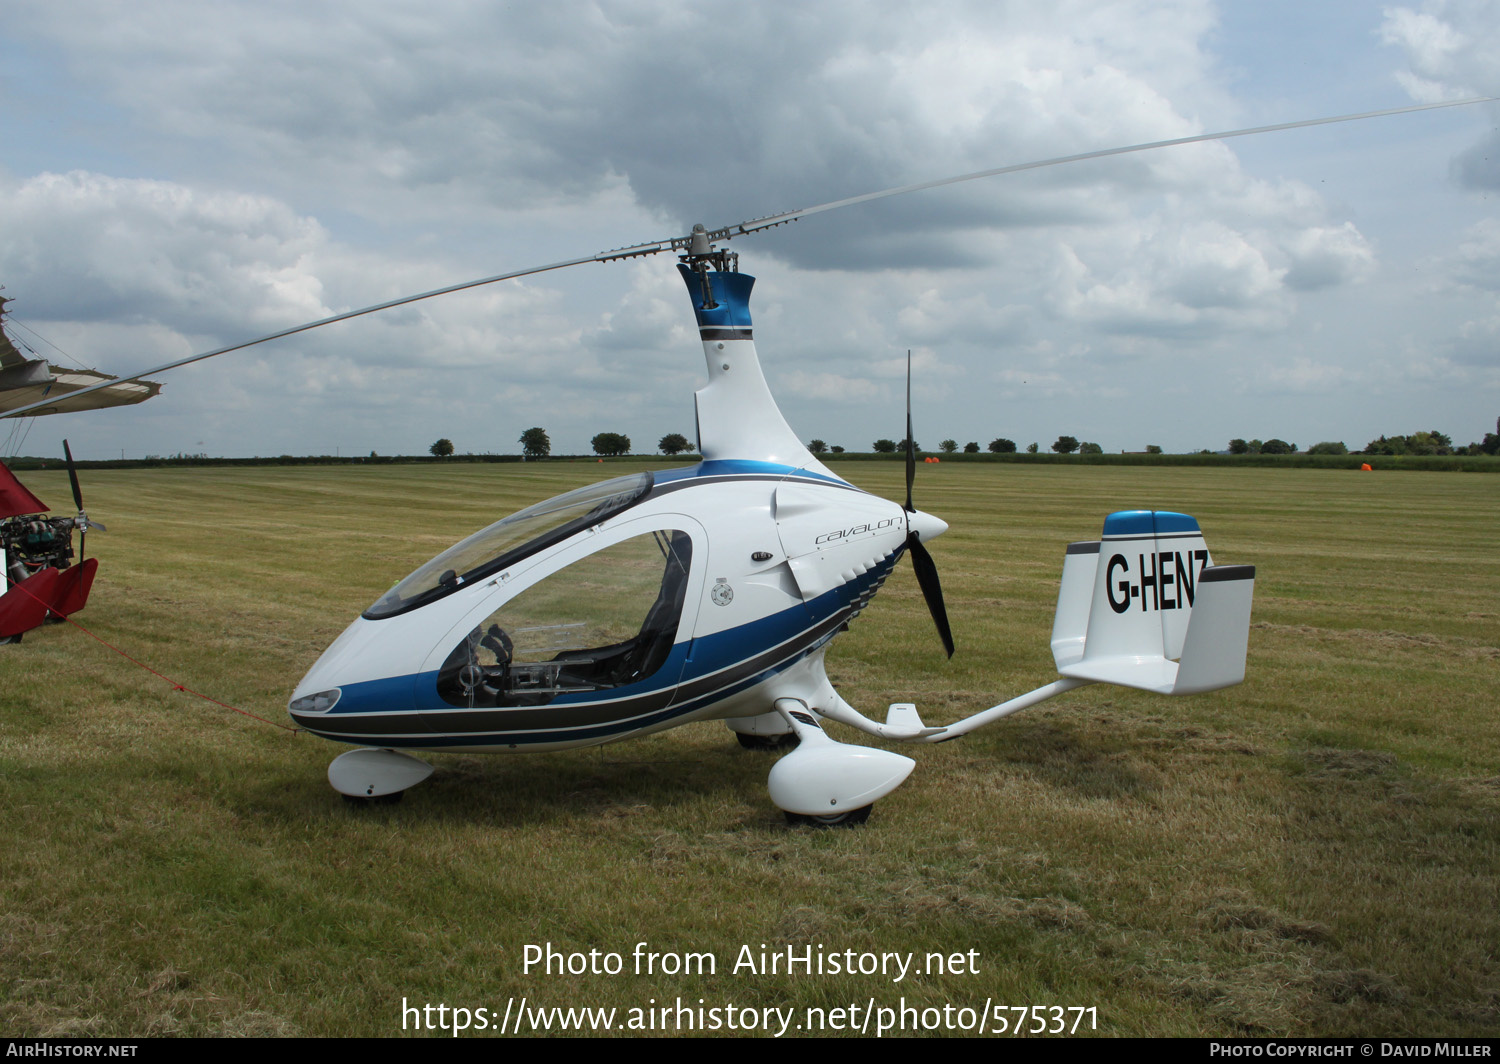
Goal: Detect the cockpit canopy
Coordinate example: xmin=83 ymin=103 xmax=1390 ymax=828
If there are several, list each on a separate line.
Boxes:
xmin=364 ymin=471 xmax=653 ymax=620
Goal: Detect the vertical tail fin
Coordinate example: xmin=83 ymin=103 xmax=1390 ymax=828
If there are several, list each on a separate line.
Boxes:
xmin=1054 ymin=511 xmax=1253 ymax=695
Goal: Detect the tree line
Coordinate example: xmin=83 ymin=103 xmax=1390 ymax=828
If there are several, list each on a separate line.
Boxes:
xmin=1230 ymin=419 xmax=1500 ymax=457
xmin=430 ymin=418 xmax=1500 ymax=461
xmin=432 ymin=429 xmax=699 ymax=459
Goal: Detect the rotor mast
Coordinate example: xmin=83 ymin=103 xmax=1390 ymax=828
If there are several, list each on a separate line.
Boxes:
xmin=677 ymin=227 xmax=831 ymax=475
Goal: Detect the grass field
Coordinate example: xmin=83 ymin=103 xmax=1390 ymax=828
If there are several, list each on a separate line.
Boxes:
xmin=2 ymin=460 xmax=1496 ymax=1037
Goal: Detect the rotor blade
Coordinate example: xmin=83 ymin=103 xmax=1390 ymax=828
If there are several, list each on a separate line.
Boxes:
xmin=6 ymin=96 xmax=1490 ymax=423
xmin=0 ymin=243 xmax=682 ymax=420
xmin=907 ymin=533 xmax=954 ymax=659
xmin=63 ymin=439 xmax=83 ymax=513
xmin=717 ymin=97 xmax=1498 ymax=236
xmin=904 ymin=350 xmax=915 ymax=513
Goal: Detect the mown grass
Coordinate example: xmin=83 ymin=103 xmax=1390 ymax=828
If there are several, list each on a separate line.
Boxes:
xmin=1 ymin=461 xmax=1495 ymax=1037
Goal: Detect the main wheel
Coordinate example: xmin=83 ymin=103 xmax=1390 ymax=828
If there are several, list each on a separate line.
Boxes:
xmin=735 ymin=731 xmax=799 ymax=752
xmin=784 ymin=804 xmax=872 ymax=828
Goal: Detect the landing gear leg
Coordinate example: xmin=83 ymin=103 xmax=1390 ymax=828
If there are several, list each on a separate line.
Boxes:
xmin=766 ymin=697 xmax=914 ymax=828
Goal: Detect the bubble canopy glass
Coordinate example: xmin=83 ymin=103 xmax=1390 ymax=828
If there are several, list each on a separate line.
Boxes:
xmin=363 ymin=471 xmax=654 ymax=620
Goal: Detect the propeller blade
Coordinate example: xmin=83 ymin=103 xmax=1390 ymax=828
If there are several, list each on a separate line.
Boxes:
xmin=6 ymin=96 xmax=1490 ymax=423
xmin=900 ymin=348 xmax=949 ymax=656
xmin=907 ymin=533 xmax=954 ymax=659
xmin=63 ymin=439 xmax=83 ymax=513
xmin=904 ymin=350 xmax=915 ymax=513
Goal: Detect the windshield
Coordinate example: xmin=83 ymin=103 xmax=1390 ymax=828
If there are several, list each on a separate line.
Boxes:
xmin=364 ymin=471 xmax=653 ymax=619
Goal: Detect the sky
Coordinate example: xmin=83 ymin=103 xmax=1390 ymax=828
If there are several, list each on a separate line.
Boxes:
xmin=1 ymin=0 xmax=1496 ymax=461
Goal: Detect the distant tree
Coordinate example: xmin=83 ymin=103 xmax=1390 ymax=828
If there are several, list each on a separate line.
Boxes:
xmin=1307 ymin=441 xmax=1348 ymax=455
xmin=1228 ymin=438 xmax=1249 ymax=455
xmin=988 ymin=438 xmax=1016 ymax=454
xmin=1260 ymin=438 xmax=1295 ymax=455
xmin=1079 ymin=441 xmax=1103 ymax=454
xmin=658 ymin=433 xmax=691 ymax=455
xmin=429 ymin=438 xmax=454 ymax=458
xmin=1405 ymin=430 xmax=1452 ymax=455
xmin=592 ymin=432 xmax=631 ymax=456
xmin=1051 ymin=436 xmax=1080 ymax=454
xmin=963 ymin=441 xmax=980 ymax=454
xmin=1145 ymin=444 xmax=1163 ymax=454
xmin=519 ymin=427 xmax=550 ymax=458
xmin=900 ymin=436 xmax=921 ymax=454
xmin=872 ymin=439 xmax=898 ymax=453
xmin=1026 ymin=442 xmax=1039 ymax=454
xmin=808 ymin=439 xmax=827 ymax=454
xmin=1480 ymin=416 xmax=1500 ymax=455
xmin=940 ymin=439 xmax=957 ymax=453
xmin=831 ymin=445 xmax=845 ymax=454
xmin=1247 ymin=439 xmax=1264 ymax=454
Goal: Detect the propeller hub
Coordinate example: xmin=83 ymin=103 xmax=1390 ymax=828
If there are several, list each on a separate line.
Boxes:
xmin=906 ymin=508 xmax=948 ymax=544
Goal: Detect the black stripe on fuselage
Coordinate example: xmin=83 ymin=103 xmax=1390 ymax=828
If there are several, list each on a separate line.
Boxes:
xmin=646 ymin=471 xmax=866 ymax=501
xmin=292 ymin=585 xmax=868 ymax=745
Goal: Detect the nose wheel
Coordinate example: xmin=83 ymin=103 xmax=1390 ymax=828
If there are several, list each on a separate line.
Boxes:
xmin=784 ymin=804 xmax=872 ymax=828
xmin=735 ymin=730 xmax=798 ymax=751
xmin=328 ymin=748 xmax=433 ymax=800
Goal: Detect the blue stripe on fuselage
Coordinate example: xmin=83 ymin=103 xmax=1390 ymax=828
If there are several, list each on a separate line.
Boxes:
xmin=650 ymin=459 xmax=850 ymax=489
xmin=309 ymin=547 xmax=902 ymax=745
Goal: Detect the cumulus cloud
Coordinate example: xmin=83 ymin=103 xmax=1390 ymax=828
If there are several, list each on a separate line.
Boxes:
xmin=2 ymin=1 xmax=1491 ymax=457
xmin=1383 ymin=1 xmax=1500 ymax=188
xmin=8 ymin=1 xmax=1306 ymax=263
xmin=1442 ymin=218 xmax=1500 ymax=291
xmin=775 ymin=370 xmax=883 ymax=405
xmin=1445 ymin=314 xmax=1500 ymax=367
xmin=1281 ymin=224 xmax=1377 ymax=291
xmin=0 ymin=171 xmax=331 ymax=332
xmin=1045 ymin=221 xmax=1293 ymax=334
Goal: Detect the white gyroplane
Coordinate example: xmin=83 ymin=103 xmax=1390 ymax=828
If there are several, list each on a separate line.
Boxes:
xmin=285 ymin=251 xmax=1255 ymax=822
xmin=7 ymin=100 xmax=1488 ymax=821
